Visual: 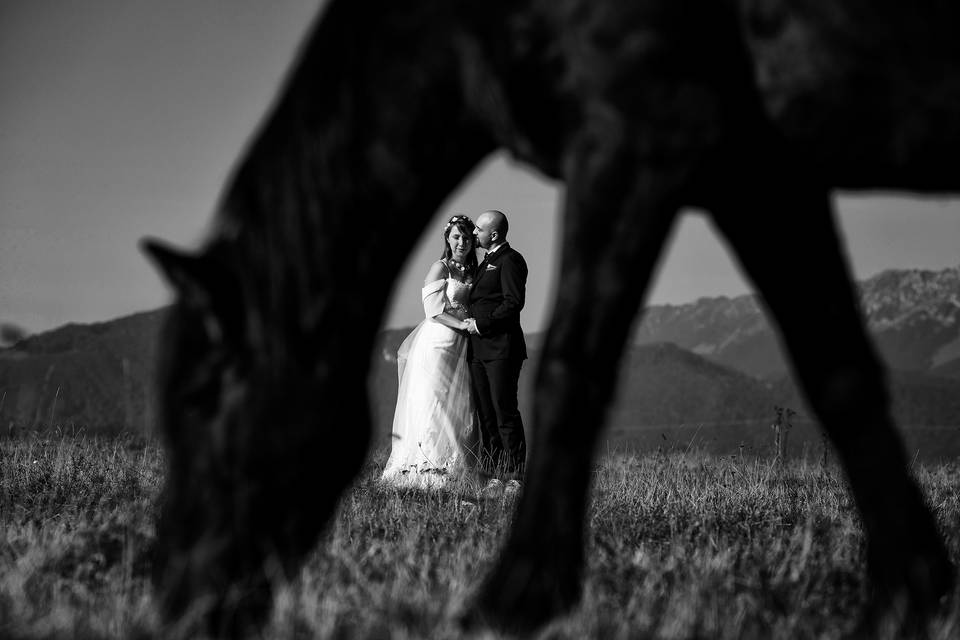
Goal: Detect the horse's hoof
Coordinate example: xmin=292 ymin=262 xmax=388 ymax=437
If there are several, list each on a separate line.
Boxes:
xmin=853 ymin=548 xmax=955 ymax=639
xmin=881 ymin=533 xmax=954 ymax=605
xmin=457 ymin=556 xmax=582 ymax=634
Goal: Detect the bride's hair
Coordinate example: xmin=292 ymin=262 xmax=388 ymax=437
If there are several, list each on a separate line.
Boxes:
xmin=441 ymin=215 xmax=479 ymax=272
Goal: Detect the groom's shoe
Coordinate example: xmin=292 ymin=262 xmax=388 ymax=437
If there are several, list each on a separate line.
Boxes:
xmin=480 ymin=478 xmax=504 ymax=499
xmin=504 ymin=479 xmax=522 ymax=498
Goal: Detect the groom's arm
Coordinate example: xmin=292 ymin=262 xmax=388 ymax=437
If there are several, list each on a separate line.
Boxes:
xmin=475 ymin=253 xmax=527 ymax=335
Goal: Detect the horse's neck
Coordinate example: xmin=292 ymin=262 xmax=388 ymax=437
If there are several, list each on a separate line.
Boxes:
xmin=208 ymin=1 xmax=500 ymax=349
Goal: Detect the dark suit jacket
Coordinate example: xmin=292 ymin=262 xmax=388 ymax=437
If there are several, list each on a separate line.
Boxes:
xmin=469 ymin=243 xmax=528 ymax=361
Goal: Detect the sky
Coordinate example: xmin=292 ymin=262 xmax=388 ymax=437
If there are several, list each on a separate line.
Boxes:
xmin=2 ymin=1 xmax=959 ymax=337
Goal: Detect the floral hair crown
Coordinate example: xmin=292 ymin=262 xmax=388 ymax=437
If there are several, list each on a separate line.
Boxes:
xmin=444 ymin=215 xmax=473 ymax=232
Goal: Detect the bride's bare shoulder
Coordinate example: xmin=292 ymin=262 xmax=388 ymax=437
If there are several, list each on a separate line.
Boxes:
xmin=424 ymin=260 xmax=449 ymax=285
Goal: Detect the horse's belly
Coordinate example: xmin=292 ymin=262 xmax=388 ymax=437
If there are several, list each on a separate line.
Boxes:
xmin=743 ymin=0 xmax=960 ymax=192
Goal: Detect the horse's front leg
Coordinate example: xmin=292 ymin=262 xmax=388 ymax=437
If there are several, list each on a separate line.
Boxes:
xmin=465 ymin=118 xmax=690 ymax=631
xmin=706 ymin=147 xmax=954 ymax=630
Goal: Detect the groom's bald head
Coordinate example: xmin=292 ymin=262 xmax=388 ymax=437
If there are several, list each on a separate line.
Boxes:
xmin=480 ymin=210 xmax=508 ymax=238
xmin=475 ymin=210 xmax=509 ymax=250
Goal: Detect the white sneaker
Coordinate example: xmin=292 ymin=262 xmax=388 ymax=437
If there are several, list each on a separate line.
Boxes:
xmin=504 ymin=479 xmax=522 ymax=497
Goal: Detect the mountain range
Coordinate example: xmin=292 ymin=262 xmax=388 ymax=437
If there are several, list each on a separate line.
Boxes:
xmin=634 ymin=265 xmax=960 ymax=379
xmin=3 ymin=265 xmax=960 ymax=459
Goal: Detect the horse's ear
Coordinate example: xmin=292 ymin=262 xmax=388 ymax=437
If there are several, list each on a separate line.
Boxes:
xmin=140 ymin=237 xmax=224 ymax=344
xmin=142 ymin=238 xmax=203 ymax=294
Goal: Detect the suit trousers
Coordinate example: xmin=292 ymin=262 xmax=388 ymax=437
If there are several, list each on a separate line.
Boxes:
xmin=469 ymin=356 xmax=526 ymax=475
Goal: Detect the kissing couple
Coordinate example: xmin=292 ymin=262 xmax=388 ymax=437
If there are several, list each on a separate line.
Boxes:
xmin=381 ymin=210 xmax=527 ymax=495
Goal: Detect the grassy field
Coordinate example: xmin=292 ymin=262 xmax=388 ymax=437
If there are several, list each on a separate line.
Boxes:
xmin=2 ymin=433 xmax=959 ymax=639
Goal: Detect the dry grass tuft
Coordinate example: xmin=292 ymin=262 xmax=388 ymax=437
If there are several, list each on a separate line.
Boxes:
xmin=1 ymin=434 xmax=958 ymax=638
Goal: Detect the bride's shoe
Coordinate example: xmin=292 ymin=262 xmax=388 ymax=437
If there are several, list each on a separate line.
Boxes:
xmin=480 ymin=478 xmax=504 ymax=499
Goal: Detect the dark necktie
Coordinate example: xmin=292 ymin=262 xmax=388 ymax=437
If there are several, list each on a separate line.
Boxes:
xmin=475 ymin=257 xmax=488 ymax=279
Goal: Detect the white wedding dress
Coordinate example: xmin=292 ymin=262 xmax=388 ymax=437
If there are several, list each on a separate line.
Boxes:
xmin=381 ymin=274 xmax=479 ymax=487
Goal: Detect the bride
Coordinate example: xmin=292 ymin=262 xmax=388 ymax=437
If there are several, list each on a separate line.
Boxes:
xmin=381 ymin=214 xmax=480 ymax=486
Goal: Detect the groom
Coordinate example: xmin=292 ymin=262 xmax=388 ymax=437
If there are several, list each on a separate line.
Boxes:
xmin=466 ymin=210 xmax=528 ymax=481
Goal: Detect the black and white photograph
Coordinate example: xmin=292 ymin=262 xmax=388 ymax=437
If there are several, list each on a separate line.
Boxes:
xmin=2 ymin=1 xmax=960 ymax=637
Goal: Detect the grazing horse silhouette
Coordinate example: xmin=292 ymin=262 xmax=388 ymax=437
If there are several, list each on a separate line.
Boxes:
xmin=144 ymin=0 xmax=957 ymax=635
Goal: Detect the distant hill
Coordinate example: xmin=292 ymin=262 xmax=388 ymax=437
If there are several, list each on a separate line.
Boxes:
xmin=4 ymin=265 xmax=960 ymax=460
xmin=0 ymin=311 xmax=778 ymax=442
xmin=354 ymin=330 xmax=960 ymax=459
xmin=635 ymin=264 xmax=960 ymax=379
xmin=366 ymin=330 xmax=777 ymax=446
xmin=0 ymin=310 xmax=164 ymax=434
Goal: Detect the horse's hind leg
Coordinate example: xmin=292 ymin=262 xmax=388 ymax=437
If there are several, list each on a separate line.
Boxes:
xmin=465 ymin=121 xmax=684 ymax=631
xmin=707 ymin=152 xmax=954 ymax=624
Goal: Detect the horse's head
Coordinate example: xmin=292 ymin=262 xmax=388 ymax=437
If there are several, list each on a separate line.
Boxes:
xmin=142 ymin=234 xmax=364 ymax=631
xmin=142 ymin=240 xmax=247 ymax=451
xmin=141 ymin=234 xmax=361 ymax=479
